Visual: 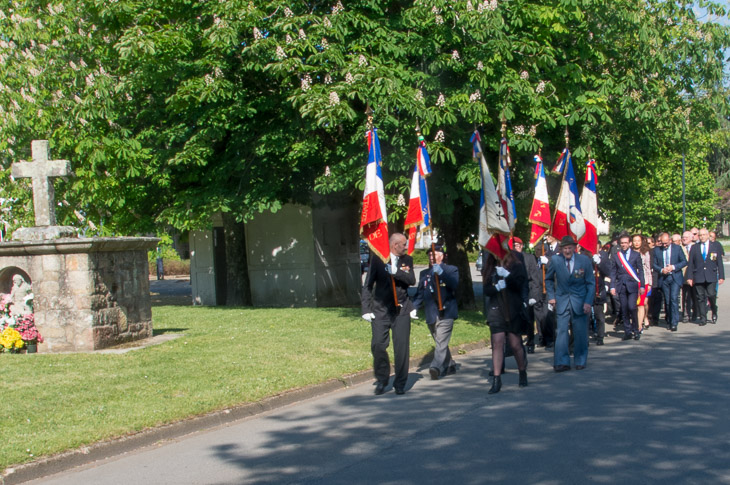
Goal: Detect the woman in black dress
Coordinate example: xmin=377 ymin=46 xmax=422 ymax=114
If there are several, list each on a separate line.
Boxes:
xmin=483 ymin=250 xmax=528 ymax=394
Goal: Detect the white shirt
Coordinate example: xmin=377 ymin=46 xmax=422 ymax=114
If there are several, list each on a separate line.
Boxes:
xmin=390 ymin=253 xmax=399 ymax=273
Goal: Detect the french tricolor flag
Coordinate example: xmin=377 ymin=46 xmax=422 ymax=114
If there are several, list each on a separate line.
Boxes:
xmin=528 ymin=154 xmax=551 ymax=247
xmin=404 ymin=159 xmax=430 ymax=255
xmin=551 ymin=149 xmax=586 ymax=241
xmin=360 ymin=128 xmax=390 ymax=263
xmin=578 ymin=159 xmax=598 ymax=254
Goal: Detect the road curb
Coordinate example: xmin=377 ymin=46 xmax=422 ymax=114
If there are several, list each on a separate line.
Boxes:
xmin=2 ymin=340 xmax=488 ymax=484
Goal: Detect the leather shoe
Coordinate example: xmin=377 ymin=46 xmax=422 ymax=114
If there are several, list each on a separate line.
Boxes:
xmin=374 ymin=382 xmax=387 ymax=395
xmin=554 ymin=365 xmax=571 ymax=373
xmin=699 ymin=320 xmax=707 ymax=326
xmin=446 ymin=364 xmax=457 ymax=375
xmin=634 ymin=333 xmax=640 ymax=341
xmin=429 ymin=367 xmax=440 ymax=380
xmin=712 ymin=313 xmax=718 ymax=324
xmin=526 ymin=345 xmax=535 ymax=354
xmin=394 ymin=387 xmax=405 ymax=395
xmin=670 ymin=326 xmax=677 ymax=332
xmin=596 ymin=339 xmax=604 ymax=346
xmin=575 ymin=365 xmax=586 ymax=370
xmin=622 ymin=333 xmax=633 ymax=341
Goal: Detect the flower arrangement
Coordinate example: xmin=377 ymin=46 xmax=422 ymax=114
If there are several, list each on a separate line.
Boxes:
xmin=0 ymin=281 xmax=41 ymax=353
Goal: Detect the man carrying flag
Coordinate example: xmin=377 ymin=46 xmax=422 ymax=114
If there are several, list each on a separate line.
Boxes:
xmin=360 ymin=127 xmax=416 ymax=396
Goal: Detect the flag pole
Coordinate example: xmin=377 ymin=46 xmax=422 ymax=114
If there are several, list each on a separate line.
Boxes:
xmin=498 ymin=114 xmax=511 ymax=323
xmin=550 ymin=127 xmax=570 ymax=238
xmin=416 ymin=122 xmax=443 ymax=311
xmin=539 ymin=146 xmax=547 ymax=294
xmin=367 ymin=106 xmax=399 ymax=307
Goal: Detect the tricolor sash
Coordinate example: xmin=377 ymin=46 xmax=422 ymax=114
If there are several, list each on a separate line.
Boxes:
xmin=617 ymin=251 xmax=640 ymax=283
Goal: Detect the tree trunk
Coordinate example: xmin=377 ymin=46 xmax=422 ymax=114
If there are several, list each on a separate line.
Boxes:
xmin=440 ymin=221 xmax=476 ymax=310
xmin=222 ymin=213 xmax=252 ymax=306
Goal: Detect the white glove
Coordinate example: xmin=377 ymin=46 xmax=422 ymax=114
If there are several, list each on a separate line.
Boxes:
xmin=432 ymin=264 xmax=443 ymax=275
xmin=496 ymin=266 xmax=510 ymax=278
xmin=547 ymin=303 xmax=554 ymax=312
xmin=362 ymin=313 xmax=375 ymax=322
xmin=528 ymin=298 xmax=537 ymax=306
xmin=410 ymin=309 xmax=418 ymax=319
xmin=540 ymin=256 xmax=549 ymax=265
xmin=593 ymin=254 xmax=601 ymax=264
xmin=495 ymin=280 xmax=507 ymax=291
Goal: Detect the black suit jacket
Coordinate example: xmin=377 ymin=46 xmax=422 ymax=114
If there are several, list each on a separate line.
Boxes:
xmin=686 ymin=241 xmax=725 ymax=284
xmin=593 ymin=250 xmax=612 ymax=303
xmin=362 ymin=254 xmax=416 ymax=318
xmin=651 ymin=243 xmax=687 ymax=287
xmin=413 ymin=263 xmax=459 ymax=324
xmin=609 ymin=248 xmax=645 ymax=291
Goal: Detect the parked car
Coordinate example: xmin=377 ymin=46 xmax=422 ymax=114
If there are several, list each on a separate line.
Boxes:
xmin=360 ymin=241 xmax=370 ymax=274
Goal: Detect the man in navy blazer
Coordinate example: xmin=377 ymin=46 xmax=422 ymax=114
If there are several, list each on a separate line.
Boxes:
xmin=686 ymin=228 xmax=725 ymax=325
xmin=652 ymin=232 xmax=687 ymax=331
xmin=610 ymin=233 xmax=645 ymax=340
xmin=546 ymin=236 xmax=595 ymax=371
xmin=413 ymin=244 xmax=459 ymax=380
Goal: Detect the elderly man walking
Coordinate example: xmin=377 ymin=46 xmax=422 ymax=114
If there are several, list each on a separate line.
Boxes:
xmin=652 ymin=232 xmax=687 ymax=332
xmin=686 ymin=228 xmax=725 ymax=325
xmin=546 ymin=236 xmax=595 ymax=372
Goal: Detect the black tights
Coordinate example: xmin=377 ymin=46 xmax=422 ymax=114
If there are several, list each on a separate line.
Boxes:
xmin=491 ymin=331 xmax=526 ymax=377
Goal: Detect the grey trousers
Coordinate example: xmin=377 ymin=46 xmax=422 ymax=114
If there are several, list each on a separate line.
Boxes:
xmin=428 ymin=318 xmax=455 ymax=374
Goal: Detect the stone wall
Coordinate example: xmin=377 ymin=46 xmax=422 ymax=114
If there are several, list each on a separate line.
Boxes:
xmin=0 ymin=237 xmax=158 ymax=352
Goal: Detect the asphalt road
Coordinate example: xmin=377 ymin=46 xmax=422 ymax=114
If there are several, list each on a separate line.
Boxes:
xmin=25 ymin=271 xmax=730 ymax=485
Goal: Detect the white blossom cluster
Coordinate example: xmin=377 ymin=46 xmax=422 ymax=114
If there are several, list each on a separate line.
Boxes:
xmin=467 ymin=1 xmax=474 ymax=11
xmin=321 ymin=37 xmax=329 ymax=49
xmin=324 ymin=74 xmax=333 ymax=84
xmin=477 ymin=0 xmax=498 ymax=13
xmin=253 ymin=27 xmax=263 ymax=40
xmin=329 ymin=91 xmax=340 ymax=105
xmin=204 ymin=74 xmax=214 ymax=86
xmin=284 ymin=7 xmax=293 ymax=17
xmin=285 ymin=34 xmax=293 ymax=44
xmin=535 ymin=81 xmax=546 ymax=93
xmin=323 ymin=17 xmax=332 ymax=28
xmin=435 ymin=15 xmax=444 ymax=25
xmin=630 ymin=89 xmax=641 ymax=101
xmin=436 ymin=93 xmax=446 ymax=107
xmin=332 ymin=1 xmax=344 ymax=15
xmin=529 ymin=125 xmax=537 ymax=137
xmin=434 ymin=130 xmax=445 ymax=143
xmin=477 ymin=61 xmax=484 ymax=71
xmin=358 ymin=54 xmax=367 ymax=66
xmin=298 ymin=28 xmax=306 ymax=40
xmin=469 ymin=90 xmax=481 ymax=102
xmin=513 ymin=125 xmax=525 ymax=135
xmin=324 ymin=166 xmax=331 ymax=176
xmin=520 ymin=70 xmax=529 ymax=80
xmin=345 ymin=72 xmax=354 ymax=83
xmin=451 ymin=50 xmax=460 ymax=61
xmin=397 ymin=194 xmax=406 ymax=206
xmin=414 ymin=90 xmax=423 ymax=102
xmin=301 ymin=74 xmax=311 ymax=91
xmin=276 ymin=45 xmax=287 ymax=59
xmin=214 ymin=67 xmax=223 ymax=78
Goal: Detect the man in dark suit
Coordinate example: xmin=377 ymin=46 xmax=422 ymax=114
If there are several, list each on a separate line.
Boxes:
xmin=534 ymin=235 xmax=559 ymax=349
xmin=591 ymin=241 xmax=612 ymax=345
xmin=680 ymin=230 xmax=699 ymax=322
xmin=362 ymin=233 xmax=416 ymax=395
xmin=546 ymin=236 xmax=595 ymax=371
xmin=686 ymin=228 xmax=725 ymax=325
xmin=652 ymin=232 xmax=687 ymax=331
xmin=610 ymin=233 xmax=645 ymax=340
xmin=413 ymin=244 xmax=459 ymax=380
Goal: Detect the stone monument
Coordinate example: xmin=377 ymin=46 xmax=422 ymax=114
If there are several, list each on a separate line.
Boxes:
xmin=0 ymin=140 xmax=159 ymax=352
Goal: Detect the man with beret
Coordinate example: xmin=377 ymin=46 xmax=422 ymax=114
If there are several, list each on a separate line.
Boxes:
xmin=413 ymin=244 xmax=459 ymax=380
xmin=545 ymin=236 xmax=595 ymax=371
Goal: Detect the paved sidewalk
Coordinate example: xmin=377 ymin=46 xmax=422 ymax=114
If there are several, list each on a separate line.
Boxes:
xmin=21 ymin=278 xmax=730 ymax=484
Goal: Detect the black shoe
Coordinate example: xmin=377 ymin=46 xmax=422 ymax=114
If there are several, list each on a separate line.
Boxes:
xmin=526 ymin=345 xmax=535 ymax=354
xmin=554 ymin=365 xmax=571 ymax=373
xmin=671 ymin=326 xmax=678 ymax=332
xmin=712 ymin=313 xmax=718 ymax=324
xmin=681 ymin=315 xmax=687 ymax=323
xmin=488 ymin=368 xmax=506 ymax=377
xmin=699 ymin=320 xmax=707 ymax=326
xmin=429 ymin=367 xmax=440 ymax=380
xmin=622 ymin=333 xmax=633 ymax=341
xmin=596 ymin=338 xmax=604 ymax=346
xmin=374 ymin=381 xmax=387 ymax=395
xmin=519 ymin=370 xmax=528 ymax=387
xmin=488 ymin=376 xmax=502 ymax=394
xmin=446 ymin=364 xmax=457 ymax=375
xmin=545 ymin=343 xmax=554 ymax=350
xmin=394 ymin=387 xmax=405 ymax=395
xmin=634 ymin=333 xmax=640 ymax=341
xmin=576 ymin=365 xmax=586 ymax=370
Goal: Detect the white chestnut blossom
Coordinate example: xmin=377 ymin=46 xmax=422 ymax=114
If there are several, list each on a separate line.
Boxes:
xmin=436 ymin=93 xmax=446 ymax=108
xmin=276 ymin=45 xmax=287 ymax=59
xmin=329 ymin=91 xmax=340 ymax=105
xmin=434 ymin=130 xmax=445 ymax=143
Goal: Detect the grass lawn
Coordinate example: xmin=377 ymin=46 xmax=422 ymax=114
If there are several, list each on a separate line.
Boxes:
xmin=1 ymin=305 xmax=488 ymax=470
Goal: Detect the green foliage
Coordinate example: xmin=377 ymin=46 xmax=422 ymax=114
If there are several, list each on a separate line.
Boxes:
xmin=0 ymin=0 xmax=727 ymax=237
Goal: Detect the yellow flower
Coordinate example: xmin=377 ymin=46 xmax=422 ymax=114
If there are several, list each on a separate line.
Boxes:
xmin=14 ymin=338 xmax=24 ymax=349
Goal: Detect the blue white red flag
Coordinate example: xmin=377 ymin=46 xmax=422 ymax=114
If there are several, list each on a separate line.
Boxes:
xmin=416 ymin=142 xmax=432 ymax=178
xmin=360 ymin=128 xmax=390 ymax=263
xmin=551 ymin=149 xmax=586 ymax=241
xmin=528 ymin=153 xmax=551 ymax=247
xmin=552 ymin=148 xmax=568 ymax=174
xmin=578 ymin=159 xmax=598 ymax=254
xmin=404 ymin=159 xmax=431 ymax=255
xmin=472 ymin=131 xmax=510 ymax=259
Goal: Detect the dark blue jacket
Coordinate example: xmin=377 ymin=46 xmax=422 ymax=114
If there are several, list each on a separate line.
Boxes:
xmin=686 ymin=241 xmax=725 ymax=284
xmin=609 ymin=248 xmax=645 ymax=292
xmin=652 ymin=243 xmax=687 ymax=287
xmin=413 ymin=263 xmax=459 ymax=324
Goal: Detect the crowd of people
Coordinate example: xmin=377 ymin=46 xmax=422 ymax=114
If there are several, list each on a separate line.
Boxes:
xmin=360 ymin=229 xmax=725 ymax=396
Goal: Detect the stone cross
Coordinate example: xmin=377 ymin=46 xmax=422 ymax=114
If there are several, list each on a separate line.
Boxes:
xmin=11 ymin=140 xmax=71 ymax=226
